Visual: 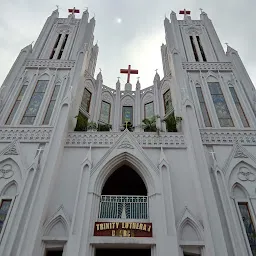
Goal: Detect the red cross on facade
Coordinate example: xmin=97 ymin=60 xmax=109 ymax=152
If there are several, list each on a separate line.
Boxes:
xmin=179 ymin=9 xmax=191 ymax=18
xmin=68 ymin=7 xmax=80 ymax=14
xmin=120 ymin=65 xmax=138 ymax=83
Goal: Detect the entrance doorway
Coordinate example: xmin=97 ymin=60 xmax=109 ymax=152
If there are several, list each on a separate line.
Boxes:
xmin=95 ymin=248 xmax=151 ymax=256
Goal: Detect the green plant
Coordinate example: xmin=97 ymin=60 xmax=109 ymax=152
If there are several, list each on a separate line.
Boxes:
xmin=98 ymin=123 xmax=112 ymax=131
xmin=87 ymin=121 xmax=97 ymax=130
xmin=74 ymin=112 xmax=88 ymax=131
xmin=164 ymin=114 xmax=182 ymax=132
xmin=141 ymin=115 xmax=159 ymax=132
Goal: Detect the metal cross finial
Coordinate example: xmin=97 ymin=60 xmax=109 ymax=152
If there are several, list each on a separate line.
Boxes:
xmin=137 ymin=77 xmax=140 ymax=81
xmin=155 ymin=69 xmax=158 ymax=73
xmin=117 ymin=77 xmax=120 ymax=80
xmin=56 ymin=5 xmax=59 ymax=10
xmin=199 ymin=8 xmax=203 ymax=14
xmin=225 ymin=42 xmax=229 ymax=46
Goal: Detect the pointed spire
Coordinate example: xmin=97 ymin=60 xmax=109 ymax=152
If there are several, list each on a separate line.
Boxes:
xmin=90 ymin=16 xmax=95 ymax=24
xmin=21 ymin=44 xmax=32 ymax=54
xmin=164 ymin=16 xmax=170 ymax=27
xmin=136 ymin=77 xmax=140 ymax=90
xmin=116 ymin=77 xmax=121 ymax=90
xmin=51 ymin=7 xmax=59 ymax=17
xmin=159 ymin=146 xmax=168 ymax=165
xmin=96 ymin=69 xmax=103 ymax=81
xmin=226 ymin=45 xmax=237 ymax=55
xmin=154 ymin=69 xmax=160 ymax=83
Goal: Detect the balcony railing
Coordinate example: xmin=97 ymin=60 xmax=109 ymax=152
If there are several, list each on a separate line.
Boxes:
xmin=98 ymin=195 xmax=148 ymax=219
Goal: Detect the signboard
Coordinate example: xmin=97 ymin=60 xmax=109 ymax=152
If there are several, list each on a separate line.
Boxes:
xmin=94 ymin=222 xmax=152 ymax=237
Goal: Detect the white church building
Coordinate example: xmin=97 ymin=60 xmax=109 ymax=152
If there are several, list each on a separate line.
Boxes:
xmin=0 ymin=7 xmax=256 ymax=256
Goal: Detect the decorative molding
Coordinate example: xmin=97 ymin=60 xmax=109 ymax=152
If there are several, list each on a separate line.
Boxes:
xmin=200 ymin=129 xmax=256 ymax=145
xmin=0 ymin=164 xmax=14 ymax=179
xmin=117 ymin=138 xmax=134 ymax=149
xmin=182 ymin=62 xmax=233 ymax=71
xmin=56 ymin=24 xmax=72 ymax=34
xmin=185 ymin=26 xmax=202 ymax=35
xmin=178 ymin=20 xmax=202 ymax=26
xmin=141 ymin=86 xmax=153 ymax=95
xmin=122 ymin=97 xmax=134 ymax=106
xmin=25 ymin=60 xmax=75 ymax=69
xmin=234 ymin=148 xmax=248 ymax=158
xmin=237 ymin=169 xmax=256 ymax=182
xmin=102 ymin=92 xmax=112 ymax=103
xmin=3 ymin=145 xmax=18 ymax=155
xmin=65 ymin=132 xmax=186 ymax=148
xmin=0 ymin=127 xmax=53 ymax=142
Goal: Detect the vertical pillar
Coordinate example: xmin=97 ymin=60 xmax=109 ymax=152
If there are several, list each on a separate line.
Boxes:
xmin=113 ymin=79 xmax=121 ymax=131
xmin=135 ymin=79 xmax=141 ymax=131
xmin=153 ymin=73 xmax=161 ymax=130
xmin=92 ymin=72 xmax=103 ymax=123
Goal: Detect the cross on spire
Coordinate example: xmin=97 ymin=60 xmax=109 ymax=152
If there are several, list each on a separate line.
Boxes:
xmin=179 ymin=9 xmax=191 ymax=19
xmin=120 ymin=65 xmax=138 ymax=83
xmin=68 ymin=7 xmax=80 ymax=15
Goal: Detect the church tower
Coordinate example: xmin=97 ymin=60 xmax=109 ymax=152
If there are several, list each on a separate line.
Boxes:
xmin=0 ymin=7 xmax=255 ymax=256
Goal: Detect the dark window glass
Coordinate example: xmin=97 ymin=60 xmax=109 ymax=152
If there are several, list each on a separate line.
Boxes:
xmin=238 ymin=203 xmax=256 ymax=255
xmin=144 ymin=101 xmax=154 ymax=119
xmin=21 ymin=80 xmax=49 ymax=125
xmin=190 ymin=36 xmax=199 ymax=62
xmin=229 ymin=87 xmax=249 ymax=127
xmin=196 ymin=87 xmax=211 ymax=127
xmin=6 ymin=84 xmax=28 ymax=125
xmin=163 ymin=89 xmax=173 ymax=115
xmin=43 ymin=84 xmax=60 ymax=125
xmin=122 ymin=106 xmax=133 ymax=124
xmin=208 ymin=82 xmax=234 ymax=127
xmin=196 ymin=36 xmax=207 ymax=62
xmin=0 ymin=199 xmax=12 ymax=234
xmin=50 ymin=34 xmax=61 ymax=59
xmin=99 ymin=101 xmax=111 ymax=124
xmin=57 ymin=34 xmax=69 ymax=59
xmin=81 ymin=88 xmax=91 ymax=113
xmin=45 ymin=249 xmax=63 ymax=256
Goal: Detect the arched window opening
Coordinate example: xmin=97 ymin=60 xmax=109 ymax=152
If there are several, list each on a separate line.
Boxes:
xmin=99 ymin=165 xmax=148 ymax=220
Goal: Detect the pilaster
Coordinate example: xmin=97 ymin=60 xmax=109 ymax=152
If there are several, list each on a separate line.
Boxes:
xmin=135 ymin=80 xmax=141 ymax=131
xmin=92 ymin=72 xmax=103 ymax=123
xmin=113 ymin=79 xmax=121 ymax=131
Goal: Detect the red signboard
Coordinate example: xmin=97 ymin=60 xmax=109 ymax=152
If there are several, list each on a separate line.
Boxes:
xmin=94 ymin=222 xmax=153 ymax=237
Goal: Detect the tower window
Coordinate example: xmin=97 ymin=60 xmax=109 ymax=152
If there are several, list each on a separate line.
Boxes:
xmin=57 ymin=34 xmax=69 ymax=59
xmin=0 ymin=199 xmax=12 ymax=234
xmin=81 ymin=88 xmax=91 ymax=113
xmin=196 ymin=36 xmax=207 ymax=62
xmin=99 ymin=101 xmax=111 ymax=124
xmin=122 ymin=106 xmax=133 ymax=125
xmin=190 ymin=36 xmax=199 ymax=62
xmin=5 ymin=83 xmax=28 ymax=125
xmin=196 ymin=87 xmax=211 ymax=127
xmin=238 ymin=202 xmax=256 ymax=255
xmin=163 ymin=89 xmax=173 ymax=115
xmin=43 ymin=83 xmax=61 ymax=125
xmin=208 ymin=82 xmax=234 ymax=127
xmin=229 ymin=87 xmax=249 ymax=127
xmin=21 ymin=80 xmax=49 ymax=125
xmin=50 ymin=34 xmax=61 ymax=59
xmin=45 ymin=248 xmax=63 ymax=256
xmin=144 ymin=101 xmax=154 ymax=119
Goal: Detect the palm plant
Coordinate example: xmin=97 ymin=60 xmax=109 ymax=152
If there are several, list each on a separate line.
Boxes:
xmin=164 ymin=113 xmax=182 ymax=132
xmin=74 ymin=112 xmax=88 ymax=131
xmin=141 ymin=115 xmax=159 ymax=132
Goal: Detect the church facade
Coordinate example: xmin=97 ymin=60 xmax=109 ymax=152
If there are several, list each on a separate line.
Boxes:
xmin=0 ymin=8 xmax=255 ymax=256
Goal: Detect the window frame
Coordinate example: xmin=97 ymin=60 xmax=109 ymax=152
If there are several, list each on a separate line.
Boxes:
xmin=234 ymin=198 xmax=256 ymax=256
xmin=81 ymin=88 xmax=92 ymax=114
xmin=163 ymin=89 xmax=173 ymax=117
xmin=122 ymin=106 xmax=133 ymax=125
xmin=144 ymin=101 xmax=154 ymax=119
xmin=99 ymin=100 xmax=111 ymax=124
xmin=43 ymin=243 xmax=65 ymax=256
xmin=0 ymin=196 xmax=15 ymax=242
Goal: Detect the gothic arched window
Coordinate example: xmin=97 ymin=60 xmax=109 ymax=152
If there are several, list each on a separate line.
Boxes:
xmin=208 ymin=81 xmax=234 ymax=127
xmin=21 ymin=79 xmax=49 ymax=125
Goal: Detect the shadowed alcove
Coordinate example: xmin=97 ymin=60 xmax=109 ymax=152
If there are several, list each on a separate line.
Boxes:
xmin=102 ymin=165 xmax=147 ymax=196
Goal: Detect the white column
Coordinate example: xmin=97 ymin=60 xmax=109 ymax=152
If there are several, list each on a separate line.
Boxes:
xmin=135 ymin=80 xmax=141 ymax=131
xmin=113 ymin=80 xmax=121 ymax=131
xmin=92 ymin=75 xmax=103 ymax=123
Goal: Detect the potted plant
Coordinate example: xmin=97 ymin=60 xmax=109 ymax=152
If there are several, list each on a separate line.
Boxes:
xmin=164 ymin=113 xmax=182 ymax=132
xmin=74 ymin=112 xmax=88 ymax=131
xmin=87 ymin=121 xmax=97 ymax=132
xmin=97 ymin=123 xmax=112 ymax=131
xmin=141 ymin=115 xmax=159 ymax=132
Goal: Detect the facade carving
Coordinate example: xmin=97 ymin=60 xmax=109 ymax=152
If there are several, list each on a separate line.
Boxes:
xmin=182 ymin=62 xmax=233 ymax=71
xmin=0 ymin=164 xmax=14 ymax=179
xmin=25 ymin=59 xmax=76 ymax=69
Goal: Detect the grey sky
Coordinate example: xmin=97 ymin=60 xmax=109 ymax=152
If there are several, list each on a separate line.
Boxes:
xmin=0 ymin=0 xmax=255 ymax=90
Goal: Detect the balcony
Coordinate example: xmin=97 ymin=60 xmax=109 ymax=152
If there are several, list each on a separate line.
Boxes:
xmin=98 ymin=195 xmax=148 ymax=220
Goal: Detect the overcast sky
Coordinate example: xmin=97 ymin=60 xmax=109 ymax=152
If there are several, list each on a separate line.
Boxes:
xmin=0 ymin=0 xmax=255 ymax=90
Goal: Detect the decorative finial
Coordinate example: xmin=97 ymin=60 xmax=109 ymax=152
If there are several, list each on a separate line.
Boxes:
xmin=199 ymin=8 xmax=203 ymax=14
xmin=225 ymin=42 xmax=229 ymax=46
xmin=99 ymin=68 xmax=102 ymax=72
xmin=155 ymin=69 xmax=158 ymax=73
xmin=31 ymin=41 xmax=34 ymax=46
xmin=56 ymin=5 xmax=59 ymax=10
xmin=117 ymin=77 xmax=120 ymax=81
xmin=137 ymin=77 xmax=140 ymax=81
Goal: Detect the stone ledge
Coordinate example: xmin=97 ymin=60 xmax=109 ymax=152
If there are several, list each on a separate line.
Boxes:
xmin=65 ymin=132 xmax=186 ymax=148
xmin=200 ymin=129 xmax=256 ymax=145
xmin=25 ymin=59 xmax=76 ymax=69
xmin=182 ymin=62 xmax=233 ymax=71
xmin=0 ymin=127 xmax=53 ymax=142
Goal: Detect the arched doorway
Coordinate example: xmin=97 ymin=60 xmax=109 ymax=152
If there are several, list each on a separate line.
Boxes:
xmin=99 ymin=165 xmax=148 ymax=219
